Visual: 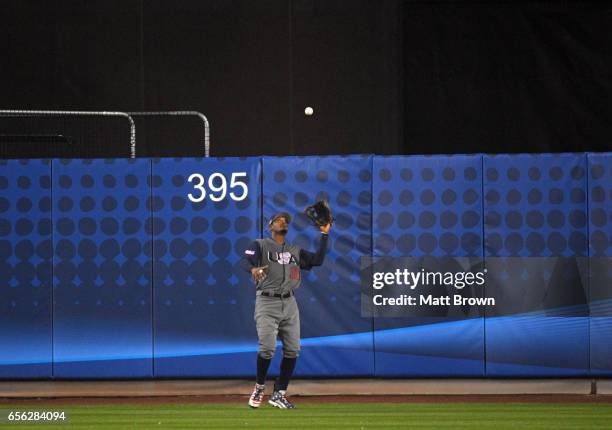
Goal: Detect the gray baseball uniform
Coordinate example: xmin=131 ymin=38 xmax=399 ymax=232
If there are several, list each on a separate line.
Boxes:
xmin=241 ymin=234 xmax=329 ymax=359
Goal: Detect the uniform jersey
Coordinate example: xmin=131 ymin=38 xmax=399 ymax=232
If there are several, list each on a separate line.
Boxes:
xmin=240 ymin=234 xmax=329 ymax=295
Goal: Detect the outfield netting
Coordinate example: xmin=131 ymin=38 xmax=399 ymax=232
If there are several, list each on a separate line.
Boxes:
xmin=0 ymin=110 xmax=209 ymax=159
xmin=0 ymin=111 xmax=135 ymax=159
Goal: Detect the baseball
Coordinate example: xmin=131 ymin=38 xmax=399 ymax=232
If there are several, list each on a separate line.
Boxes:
xmin=304 ymin=106 xmax=314 ymax=116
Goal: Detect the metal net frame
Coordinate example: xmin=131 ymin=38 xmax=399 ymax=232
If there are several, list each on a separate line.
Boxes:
xmin=128 ymin=111 xmax=210 ymax=157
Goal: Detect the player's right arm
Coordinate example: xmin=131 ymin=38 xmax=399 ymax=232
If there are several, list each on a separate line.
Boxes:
xmin=240 ymin=241 xmax=268 ymax=282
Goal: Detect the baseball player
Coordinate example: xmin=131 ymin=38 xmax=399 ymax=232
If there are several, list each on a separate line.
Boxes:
xmin=240 ymin=211 xmax=331 ymax=409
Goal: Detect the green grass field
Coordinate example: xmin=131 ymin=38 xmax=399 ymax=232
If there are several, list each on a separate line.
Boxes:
xmin=3 ymin=402 xmax=612 ymax=429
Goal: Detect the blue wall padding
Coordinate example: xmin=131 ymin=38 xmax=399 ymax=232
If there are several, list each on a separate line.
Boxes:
xmin=588 ymin=153 xmax=612 ymax=375
xmin=0 ymin=160 xmax=52 ymax=378
xmin=0 ymin=154 xmax=609 ymax=379
xmin=483 ymin=154 xmax=589 ymax=376
xmin=373 ymin=155 xmax=483 ymax=257
xmin=372 ymin=155 xmax=485 ymax=376
xmin=263 ymin=156 xmax=374 ymax=376
xmin=52 ymin=159 xmax=153 ymax=378
xmin=152 ymin=158 xmax=261 ymax=377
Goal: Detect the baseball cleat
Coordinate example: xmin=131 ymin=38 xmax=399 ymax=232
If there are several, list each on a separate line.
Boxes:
xmin=248 ymin=383 xmax=266 ymax=408
xmin=268 ymin=390 xmax=295 ymax=409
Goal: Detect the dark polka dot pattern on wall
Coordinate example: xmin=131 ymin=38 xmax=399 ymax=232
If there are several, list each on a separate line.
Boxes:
xmin=52 ymin=159 xmax=152 ymax=378
xmin=152 ymin=157 xmax=261 ymax=377
xmin=373 ymin=155 xmax=482 ymax=257
xmin=0 ymin=160 xmax=52 ymax=377
xmin=588 ymin=153 xmax=612 ymax=375
xmin=2 ymin=154 xmax=610 ymax=379
xmin=484 ymin=154 xmax=587 ymax=257
xmin=588 ymin=155 xmax=612 ymax=257
xmin=482 ymin=155 xmax=593 ymax=378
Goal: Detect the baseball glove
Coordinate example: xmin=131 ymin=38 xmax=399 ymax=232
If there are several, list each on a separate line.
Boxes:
xmin=304 ymin=200 xmax=334 ymax=227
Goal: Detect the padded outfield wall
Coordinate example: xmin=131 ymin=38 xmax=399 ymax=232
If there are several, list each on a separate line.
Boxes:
xmin=0 ymin=153 xmax=610 ymax=378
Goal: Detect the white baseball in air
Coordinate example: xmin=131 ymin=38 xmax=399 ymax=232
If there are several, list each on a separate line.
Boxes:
xmin=304 ymin=107 xmax=314 ymax=116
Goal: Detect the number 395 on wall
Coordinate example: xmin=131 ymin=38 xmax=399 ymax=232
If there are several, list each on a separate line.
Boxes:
xmin=187 ymin=172 xmax=249 ymax=202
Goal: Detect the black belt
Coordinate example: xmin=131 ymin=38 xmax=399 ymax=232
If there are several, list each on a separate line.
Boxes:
xmin=259 ymin=291 xmax=293 ymax=299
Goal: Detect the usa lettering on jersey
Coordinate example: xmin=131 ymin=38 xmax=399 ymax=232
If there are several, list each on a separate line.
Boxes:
xmin=268 ymin=251 xmax=297 ymax=265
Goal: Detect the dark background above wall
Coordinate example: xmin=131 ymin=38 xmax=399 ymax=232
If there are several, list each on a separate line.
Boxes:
xmin=2 ymin=1 xmax=611 ymax=158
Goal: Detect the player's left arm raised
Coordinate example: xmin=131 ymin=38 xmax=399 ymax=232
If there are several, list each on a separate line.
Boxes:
xmin=299 ymin=223 xmax=331 ymax=270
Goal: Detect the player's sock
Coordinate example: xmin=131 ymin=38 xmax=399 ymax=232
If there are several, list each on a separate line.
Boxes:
xmin=274 ymin=356 xmax=297 ymax=391
xmin=256 ymin=354 xmax=272 ymax=385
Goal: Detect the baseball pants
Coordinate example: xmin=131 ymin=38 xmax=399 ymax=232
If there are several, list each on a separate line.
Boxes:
xmin=254 ymin=295 xmax=300 ymax=359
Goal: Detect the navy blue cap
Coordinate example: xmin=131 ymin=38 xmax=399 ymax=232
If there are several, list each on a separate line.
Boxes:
xmin=268 ymin=212 xmax=291 ymax=226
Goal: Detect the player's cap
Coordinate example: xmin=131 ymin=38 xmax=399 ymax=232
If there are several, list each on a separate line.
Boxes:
xmin=268 ymin=212 xmax=291 ymax=226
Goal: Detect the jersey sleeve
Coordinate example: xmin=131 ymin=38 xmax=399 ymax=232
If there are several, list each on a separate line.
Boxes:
xmin=299 ymin=233 xmax=329 ymax=270
xmin=239 ymin=240 xmax=261 ymax=272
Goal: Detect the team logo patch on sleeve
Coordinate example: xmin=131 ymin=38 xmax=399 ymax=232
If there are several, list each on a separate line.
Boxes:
xmin=245 ymin=250 xmax=256 ymax=255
